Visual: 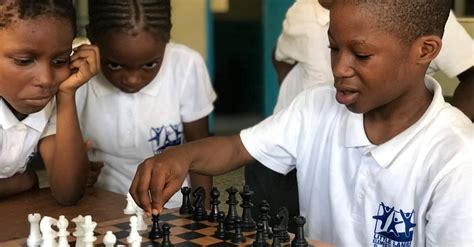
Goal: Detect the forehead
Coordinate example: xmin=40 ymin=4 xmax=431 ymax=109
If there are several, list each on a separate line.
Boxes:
xmin=97 ymin=30 xmax=166 ymax=64
xmin=0 ymin=17 xmax=74 ymax=51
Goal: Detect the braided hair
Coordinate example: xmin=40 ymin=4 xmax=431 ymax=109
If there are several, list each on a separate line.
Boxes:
xmin=0 ymin=0 xmax=76 ymax=34
xmin=88 ymin=0 xmax=172 ymax=42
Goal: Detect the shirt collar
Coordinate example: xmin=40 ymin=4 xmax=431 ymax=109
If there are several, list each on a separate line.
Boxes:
xmin=0 ymin=98 xmax=54 ymax=132
xmin=345 ymin=76 xmax=445 ymax=168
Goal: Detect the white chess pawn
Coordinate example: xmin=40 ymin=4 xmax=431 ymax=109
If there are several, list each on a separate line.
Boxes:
xmin=81 ymin=215 xmax=97 ymax=247
xmin=103 ymin=231 xmax=117 ymax=247
xmin=127 ymin=216 xmax=142 ymax=247
xmin=27 ymin=213 xmax=42 ymax=246
xmin=135 ymin=207 xmax=148 ymax=231
xmin=57 ymin=215 xmax=70 ymax=247
xmin=124 ymin=193 xmax=137 ymax=215
xmin=72 ymin=215 xmax=85 ymax=247
xmin=40 ymin=216 xmax=58 ymax=247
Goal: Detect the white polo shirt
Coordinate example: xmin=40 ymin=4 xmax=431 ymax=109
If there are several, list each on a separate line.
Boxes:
xmin=274 ymin=2 xmax=474 ymax=112
xmin=76 ymin=42 xmax=216 ymax=208
xmin=0 ymin=98 xmax=56 ymax=178
xmin=241 ymin=76 xmax=473 ymax=246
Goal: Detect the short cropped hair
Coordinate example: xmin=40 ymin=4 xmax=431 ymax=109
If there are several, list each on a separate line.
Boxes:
xmin=335 ymin=0 xmax=452 ymax=43
xmin=88 ymin=0 xmax=172 ymax=42
xmin=0 ymin=0 xmax=76 ymax=34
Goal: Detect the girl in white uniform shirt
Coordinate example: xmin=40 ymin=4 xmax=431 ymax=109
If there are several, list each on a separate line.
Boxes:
xmin=76 ymin=0 xmax=217 ymax=208
xmin=0 ymin=1 xmax=99 ymax=204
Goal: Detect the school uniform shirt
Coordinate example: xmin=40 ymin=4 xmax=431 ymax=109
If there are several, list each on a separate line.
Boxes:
xmin=240 ymin=76 xmax=473 ymax=246
xmin=76 ymin=42 xmax=217 ymax=208
xmin=274 ymin=3 xmax=474 ymax=112
xmin=0 ymin=98 xmax=56 ymax=178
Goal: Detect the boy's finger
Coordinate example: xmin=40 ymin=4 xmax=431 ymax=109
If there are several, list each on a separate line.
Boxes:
xmin=130 ymin=162 xmax=154 ymax=215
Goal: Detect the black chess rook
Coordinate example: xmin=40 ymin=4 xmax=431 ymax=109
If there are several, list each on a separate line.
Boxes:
xmin=291 ymin=216 xmax=308 ymax=247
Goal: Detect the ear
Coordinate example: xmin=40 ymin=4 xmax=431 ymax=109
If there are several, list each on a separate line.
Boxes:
xmin=413 ymin=35 xmax=442 ymax=65
xmin=85 ymin=24 xmax=96 ymax=44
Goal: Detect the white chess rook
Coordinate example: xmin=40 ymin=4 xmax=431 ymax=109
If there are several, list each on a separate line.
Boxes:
xmin=27 ymin=213 xmax=42 ymax=246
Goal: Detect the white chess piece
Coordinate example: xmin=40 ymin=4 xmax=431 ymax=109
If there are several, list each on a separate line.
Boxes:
xmin=135 ymin=207 xmax=148 ymax=231
xmin=72 ymin=215 xmax=85 ymax=247
xmin=124 ymin=192 xmax=137 ymax=214
xmin=40 ymin=216 xmax=58 ymax=247
xmin=127 ymin=216 xmax=142 ymax=247
xmin=81 ymin=215 xmax=97 ymax=247
xmin=27 ymin=213 xmax=42 ymax=246
xmin=103 ymin=231 xmax=117 ymax=247
xmin=57 ymin=215 xmax=70 ymax=247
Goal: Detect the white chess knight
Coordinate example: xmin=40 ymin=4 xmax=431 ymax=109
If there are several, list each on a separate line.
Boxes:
xmin=124 ymin=192 xmax=137 ymax=215
xmin=127 ymin=216 xmax=142 ymax=247
xmin=103 ymin=231 xmax=117 ymax=247
xmin=72 ymin=215 xmax=85 ymax=247
xmin=81 ymin=215 xmax=97 ymax=247
xmin=27 ymin=213 xmax=42 ymax=246
xmin=40 ymin=216 xmax=59 ymax=247
xmin=57 ymin=215 xmax=70 ymax=247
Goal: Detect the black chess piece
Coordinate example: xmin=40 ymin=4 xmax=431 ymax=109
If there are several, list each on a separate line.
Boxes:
xmin=272 ymin=226 xmax=282 ymax=247
xmin=180 ymin=186 xmax=193 ymax=215
xmin=231 ymin=218 xmax=246 ymax=244
xmin=209 ymin=187 xmax=220 ymax=222
xmin=192 ymin=186 xmax=208 ymax=221
xmin=214 ymin=211 xmax=227 ymax=240
xmin=161 ymin=223 xmax=174 ymax=247
xmin=291 ymin=216 xmax=308 ymax=247
xmin=259 ymin=201 xmax=273 ymax=240
xmin=240 ymin=185 xmax=256 ymax=231
xmin=224 ymin=186 xmax=239 ymax=230
xmin=253 ymin=222 xmax=269 ymax=247
xmin=275 ymin=207 xmax=290 ymax=242
xmin=148 ymin=214 xmax=163 ymax=239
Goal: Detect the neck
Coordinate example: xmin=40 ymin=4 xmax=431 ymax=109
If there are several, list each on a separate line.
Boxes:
xmin=363 ymin=81 xmax=433 ymax=145
xmin=3 ymin=100 xmax=28 ymax=121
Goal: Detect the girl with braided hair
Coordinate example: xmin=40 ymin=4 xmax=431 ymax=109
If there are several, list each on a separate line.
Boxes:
xmin=0 ymin=0 xmax=100 ymax=204
xmin=77 ymin=0 xmax=216 ymax=208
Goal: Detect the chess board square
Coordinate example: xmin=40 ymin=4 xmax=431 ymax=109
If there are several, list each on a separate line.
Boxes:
xmin=160 ymin=212 xmax=181 ymax=221
xmin=195 ymin=226 xmax=218 ymax=236
xmin=169 ymin=226 xmax=191 ymax=235
xmin=175 ymin=241 xmax=201 ymax=247
xmin=141 ymin=240 xmax=161 ymax=246
xmin=113 ymin=221 xmax=130 ymax=230
xmin=181 ymin=222 xmax=210 ymax=231
xmin=207 ymin=241 xmax=239 ymax=247
xmin=93 ymin=225 xmax=122 ymax=235
xmin=112 ymin=230 xmax=130 ymax=239
xmin=189 ymin=235 xmax=223 ymax=246
xmin=166 ymin=217 xmax=194 ymax=227
xmin=175 ymin=231 xmax=206 ymax=240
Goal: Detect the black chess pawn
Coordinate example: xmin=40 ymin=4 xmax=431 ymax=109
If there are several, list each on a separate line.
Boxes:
xmin=291 ymin=216 xmax=308 ymax=247
xmin=148 ymin=214 xmax=163 ymax=240
xmin=253 ymin=222 xmax=269 ymax=247
xmin=161 ymin=223 xmax=174 ymax=247
xmin=272 ymin=226 xmax=281 ymax=247
xmin=231 ymin=218 xmax=246 ymax=244
xmin=214 ymin=211 xmax=227 ymax=240
xmin=180 ymin=186 xmax=193 ymax=215
xmin=224 ymin=186 xmax=239 ymax=230
xmin=240 ymin=185 xmax=256 ymax=231
xmin=275 ymin=207 xmax=290 ymax=242
xmin=259 ymin=201 xmax=273 ymax=240
xmin=192 ymin=186 xmax=208 ymax=221
xmin=209 ymin=187 xmax=220 ymax=222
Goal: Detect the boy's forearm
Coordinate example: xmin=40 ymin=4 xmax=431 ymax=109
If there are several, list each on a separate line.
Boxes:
xmin=47 ymin=92 xmax=88 ymax=204
xmin=183 ymin=135 xmax=253 ymax=176
xmin=0 ymin=169 xmax=39 ymax=198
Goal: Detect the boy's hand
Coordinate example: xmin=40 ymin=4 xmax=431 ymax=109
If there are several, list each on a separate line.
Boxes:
xmin=84 ymin=140 xmax=104 ymax=187
xmin=59 ymin=44 xmax=100 ymax=94
xmin=129 ymin=147 xmax=190 ymax=216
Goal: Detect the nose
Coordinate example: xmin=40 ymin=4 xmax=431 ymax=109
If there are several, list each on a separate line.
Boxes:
xmin=35 ymin=63 xmax=57 ymax=90
xmin=331 ymin=51 xmax=354 ymax=79
xmin=123 ymin=70 xmax=142 ymax=86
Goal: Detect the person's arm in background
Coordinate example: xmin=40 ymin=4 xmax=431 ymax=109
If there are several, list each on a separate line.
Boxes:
xmin=183 ymin=116 xmax=213 ymax=208
xmin=272 ymin=47 xmax=297 ymax=86
xmin=0 ymin=168 xmax=38 ymax=198
xmin=453 ymin=67 xmax=474 ymax=121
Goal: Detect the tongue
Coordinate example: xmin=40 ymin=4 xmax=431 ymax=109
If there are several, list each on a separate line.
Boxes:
xmin=336 ymin=91 xmax=359 ymax=105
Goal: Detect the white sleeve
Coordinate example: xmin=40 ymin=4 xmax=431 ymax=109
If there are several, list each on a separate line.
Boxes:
xmin=424 ymin=161 xmax=473 ymax=246
xmin=429 ymin=11 xmax=474 ymax=78
xmin=179 ymin=51 xmax=217 ymax=123
xmin=40 ymin=99 xmax=57 ymax=138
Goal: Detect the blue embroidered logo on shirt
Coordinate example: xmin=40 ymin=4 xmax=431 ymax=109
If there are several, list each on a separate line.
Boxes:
xmin=148 ymin=124 xmax=183 ymax=154
xmin=372 ymin=202 xmax=416 ymax=247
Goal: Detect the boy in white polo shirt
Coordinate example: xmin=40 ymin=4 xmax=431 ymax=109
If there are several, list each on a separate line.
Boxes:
xmin=76 ymin=0 xmax=216 ymax=208
xmin=0 ymin=1 xmax=99 ymax=204
xmin=130 ymin=0 xmax=473 ymax=245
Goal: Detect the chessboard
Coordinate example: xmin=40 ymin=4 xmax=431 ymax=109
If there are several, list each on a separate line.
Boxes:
xmin=3 ymin=208 xmax=331 ymax=247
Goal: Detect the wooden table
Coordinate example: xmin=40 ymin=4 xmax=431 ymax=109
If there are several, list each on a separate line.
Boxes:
xmin=0 ymin=187 xmax=126 ymax=243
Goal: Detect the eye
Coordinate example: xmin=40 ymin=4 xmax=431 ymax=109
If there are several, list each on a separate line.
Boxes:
xmin=142 ymin=62 xmax=158 ymax=70
xmin=52 ymin=58 xmax=70 ymax=67
xmin=107 ymin=63 xmax=123 ymax=71
xmin=13 ymin=57 xmax=34 ymax=66
xmin=355 ymin=54 xmax=371 ymax=60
